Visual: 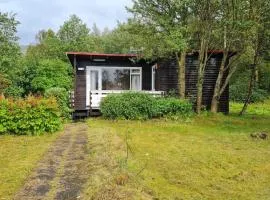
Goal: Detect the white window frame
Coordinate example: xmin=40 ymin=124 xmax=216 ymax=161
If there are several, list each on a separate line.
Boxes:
xmin=151 ymin=64 xmax=157 ymax=91
xmin=86 ymin=66 xmax=142 ymax=106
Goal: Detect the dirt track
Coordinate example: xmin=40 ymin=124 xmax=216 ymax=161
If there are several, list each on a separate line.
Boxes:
xmin=14 ymin=123 xmax=89 ymax=200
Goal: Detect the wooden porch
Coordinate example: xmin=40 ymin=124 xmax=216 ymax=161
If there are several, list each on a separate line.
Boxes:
xmin=89 ymin=90 xmax=165 ymax=110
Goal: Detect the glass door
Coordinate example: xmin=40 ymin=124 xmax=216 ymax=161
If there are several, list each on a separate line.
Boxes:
xmin=90 ymin=70 xmax=99 ymax=90
xmin=86 ymin=68 xmax=101 ymax=107
xmin=130 ymin=68 xmax=142 ymax=91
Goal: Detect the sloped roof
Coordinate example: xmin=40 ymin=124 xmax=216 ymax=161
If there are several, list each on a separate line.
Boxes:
xmin=66 ymin=52 xmax=138 ymax=58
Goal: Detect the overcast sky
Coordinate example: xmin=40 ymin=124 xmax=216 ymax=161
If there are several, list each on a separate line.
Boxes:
xmin=0 ymin=0 xmax=132 ymax=45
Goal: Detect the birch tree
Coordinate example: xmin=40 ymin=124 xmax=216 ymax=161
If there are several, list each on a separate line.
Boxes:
xmin=240 ymin=0 xmax=270 ymax=115
xmin=191 ymin=0 xmax=220 ymax=113
xmin=210 ymin=0 xmax=251 ymax=113
xmin=127 ymin=0 xmax=192 ymax=98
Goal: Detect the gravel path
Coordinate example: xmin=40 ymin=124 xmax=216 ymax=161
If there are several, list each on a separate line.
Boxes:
xmin=14 ymin=123 xmax=89 ymax=200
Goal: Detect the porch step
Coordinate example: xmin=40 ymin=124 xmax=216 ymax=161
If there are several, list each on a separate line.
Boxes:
xmin=89 ymin=109 xmax=101 ymax=117
xmin=72 ymin=110 xmax=90 ymax=120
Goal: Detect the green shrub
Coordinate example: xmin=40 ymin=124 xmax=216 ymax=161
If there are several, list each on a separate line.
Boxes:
xmin=4 ymin=85 xmax=24 ymax=98
xmin=154 ymin=98 xmax=193 ymax=117
xmin=230 ymin=83 xmax=268 ymax=103
xmin=100 ymin=92 xmax=193 ymax=120
xmin=0 ymin=96 xmax=62 ymax=135
xmin=260 ymin=62 xmax=270 ymax=93
xmin=44 ymin=87 xmax=71 ymax=118
xmin=30 ymin=59 xmax=72 ymax=93
xmin=230 ymin=69 xmax=269 ymax=103
xmin=100 ymin=92 xmax=156 ymax=120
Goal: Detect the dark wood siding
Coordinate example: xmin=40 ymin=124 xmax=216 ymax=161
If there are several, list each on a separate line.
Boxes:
xmin=155 ymin=58 xmax=179 ymax=93
xmin=142 ymin=64 xmax=152 ymax=90
xmin=156 ymin=54 xmax=229 ymax=114
xmin=74 ymin=67 xmax=86 ymax=110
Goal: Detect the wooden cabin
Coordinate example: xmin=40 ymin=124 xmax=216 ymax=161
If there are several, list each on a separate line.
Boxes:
xmin=67 ymin=52 xmax=230 ymax=118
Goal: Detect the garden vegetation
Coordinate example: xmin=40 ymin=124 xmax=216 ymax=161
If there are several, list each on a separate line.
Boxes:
xmin=0 ymin=96 xmax=62 ymax=135
xmin=100 ymin=92 xmax=193 ymax=120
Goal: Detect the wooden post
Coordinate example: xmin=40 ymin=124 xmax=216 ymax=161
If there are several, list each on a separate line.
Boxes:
xmin=178 ymin=51 xmax=186 ymax=98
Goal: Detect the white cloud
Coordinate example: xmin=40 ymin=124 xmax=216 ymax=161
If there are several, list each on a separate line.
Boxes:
xmin=0 ymin=0 xmax=132 ymax=44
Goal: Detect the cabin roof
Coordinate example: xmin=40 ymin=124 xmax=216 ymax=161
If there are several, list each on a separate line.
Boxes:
xmin=66 ymin=51 xmax=235 ymax=58
xmin=66 ymin=52 xmax=139 ymax=66
xmin=66 ymin=52 xmax=138 ymax=58
xmin=66 ymin=51 xmax=236 ymax=67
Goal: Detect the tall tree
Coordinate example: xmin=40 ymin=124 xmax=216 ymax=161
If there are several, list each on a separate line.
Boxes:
xmin=210 ymin=0 xmax=251 ymax=113
xmin=26 ymin=29 xmax=64 ymax=61
xmin=240 ymin=0 xmax=270 ymax=115
xmin=190 ymin=0 xmax=220 ymax=113
xmin=0 ymin=73 xmax=11 ymax=95
xmin=57 ymin=14 xmax=94 ymax=52
xmin=0 ymin=12 xmax=21 ymax=78
xmin=127 ymin=0 xmax=192 ymax=98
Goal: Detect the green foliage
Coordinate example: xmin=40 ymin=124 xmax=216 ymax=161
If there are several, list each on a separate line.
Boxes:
xmin=58 ymin=15 xmax=89 ymax=43
xmin=0 ymin=96 xmax=62 ymax=135
xmin=30 ymin=59 xmax=72 ymax=93
xmin=100 ymin=92 xmax=155 ymax=120
xmin=0 ymin=73 xmax=11 ymax=94
xmin=0 ymin=12 xmax=21 ymax=79
xmin=4 ymin=85 xmax=24 ymax=98
xmin=26 ymin=29 xmax=66 ymax=61
xmin=259 ymin=62 xmax=270 ymax=93
xmin=100 ymin=92 xmax=193 ymax=120
xmin=230 ymin=57 xmax=270 ymax=102
xmin=44 ymin=87 xmax=71 ymax=118
xmin=127 ymin=0 xmax=189 ymax=57
xmin=57 ymin=14 xmax=95 ymax=52
xmin=230 ymin=75 xmax=268 ymax=102
xmin=154 ymin=98 xmax=193 ymax=118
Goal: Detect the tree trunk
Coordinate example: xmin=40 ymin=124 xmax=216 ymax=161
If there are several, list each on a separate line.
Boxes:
xmin=196 ymin=72 xmax=204 ymax=114
xmin=255 ymin=67 xmax=259 ymax=83
xmin=239 ymin=51 xmax=259 ymax=115
xmin=239 ymin=64 xmax=257 ymax=116
xmin=177 ymin=51 xmax=186 ymax=98
xmin=196 ymin=38 xmax=208 ymax=114
xmin=210 ymin=51 xmax=228 ymax=113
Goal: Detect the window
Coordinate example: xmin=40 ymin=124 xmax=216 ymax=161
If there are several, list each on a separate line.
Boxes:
xmin=209 ymin=58 xmax=217 ymax=65
xmin=130 ymin=67 xmax=141 ymax=91
xmin=131 ymin=69 xmax=140 ymax=73
xmin=131 ymin=74 xmax=141 ymax=90
xmin=151 ymin=65 xmax=156 ymax=91
xmin=86 ymin=66 xmax=142 ymax=107
xmin=88 ymin=67 xmax=142 ymax=91
xmin=90 ymin=70 xmax=99 ymax=90
xmin=102 ymin=68 xmax=130 ymax=90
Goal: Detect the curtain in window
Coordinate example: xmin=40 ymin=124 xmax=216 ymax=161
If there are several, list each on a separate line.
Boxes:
xmin=90 ymin=70 xmax=99 ymax=90
xmin=131 ymin=74 xmax=140 ymax=90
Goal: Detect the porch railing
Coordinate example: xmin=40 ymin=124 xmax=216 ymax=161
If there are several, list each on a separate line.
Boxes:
xmin=90 ymin=90 xmax=164 ymax=109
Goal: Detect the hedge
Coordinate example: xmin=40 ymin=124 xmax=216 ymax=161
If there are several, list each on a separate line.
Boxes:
xmin=0 ymin=96 xmax=62 ymax=135
xmin=100 ymin=92 xmax=193 ymax=120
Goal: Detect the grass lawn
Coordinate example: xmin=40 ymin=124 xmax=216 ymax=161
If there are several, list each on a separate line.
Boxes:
xmin=0 ymin=133 xmax=59 ymax=200
xmin=85 ymin=101 xmax=270 ymax=200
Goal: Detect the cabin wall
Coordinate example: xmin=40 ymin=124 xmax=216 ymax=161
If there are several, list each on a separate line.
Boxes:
xmin=142 ymin=64 xmax=152 ymax=90
xmin=156 ymin=54 xmax=229 ymax=114
xmin=74 ymin=66 xmax=86 ymax=110
xmin=72 ymin=54 xmax=229 ymax=115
